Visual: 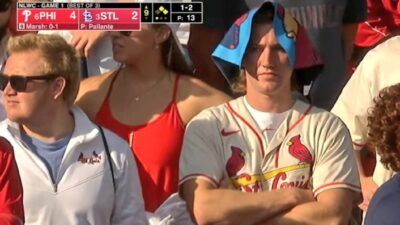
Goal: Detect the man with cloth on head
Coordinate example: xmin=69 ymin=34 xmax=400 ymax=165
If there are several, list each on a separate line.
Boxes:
xmin=179 ymin=2 xmax=361 ymax=225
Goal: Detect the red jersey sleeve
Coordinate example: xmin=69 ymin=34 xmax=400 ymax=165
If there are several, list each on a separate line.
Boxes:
xmin=0 ymin=137 xmax=24 ymax=225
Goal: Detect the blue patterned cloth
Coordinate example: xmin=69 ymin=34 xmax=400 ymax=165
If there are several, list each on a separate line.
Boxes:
xmin=212 ymin=1 xmax=323 ymax=87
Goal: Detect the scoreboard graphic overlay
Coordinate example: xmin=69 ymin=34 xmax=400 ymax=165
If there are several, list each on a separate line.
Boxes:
xmin=17 ymin=2 xmax=202 ymax=31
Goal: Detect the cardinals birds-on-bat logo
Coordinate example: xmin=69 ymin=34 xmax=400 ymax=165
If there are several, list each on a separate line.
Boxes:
xmin=226 ymin=146 xmax=246 ymax=177
xmin=78 ymin=151 xmax=102 ymax=164
xmin=287 ymin=135 xmax=313 ymax=164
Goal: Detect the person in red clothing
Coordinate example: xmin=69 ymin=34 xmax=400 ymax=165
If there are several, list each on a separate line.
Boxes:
xmin=76 ymin=23 xmax=230 ymax=222
xmin=352 ymin=0 xmax=400 ymax=69
xmin=0 ymin=137 xmax=24 ymax=225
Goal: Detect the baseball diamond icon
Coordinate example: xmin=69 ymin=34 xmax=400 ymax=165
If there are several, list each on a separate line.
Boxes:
xmin=155 ymin=6 xmax=169 ymax=15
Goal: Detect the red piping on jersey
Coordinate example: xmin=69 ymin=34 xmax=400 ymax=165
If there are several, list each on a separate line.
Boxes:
xmin=274 ymin=147 xmax=280 ymax=168
xmin=227 ymin=102 xmax=265 ymax=157
xmin=314 ymin=182 xmax=361 ymax=194
xmin=179 ymin=174 xmax=219 ymax=187
xmin=275 ymin=104 xmax=312 ymax=168
xmin=287 ymin=104 xmax=313 ymax=133
xmin=352 ymin=141 xmax=365 ymax=147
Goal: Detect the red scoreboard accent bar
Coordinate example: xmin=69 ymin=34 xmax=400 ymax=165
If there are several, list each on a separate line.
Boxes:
xmin=79 ymin=9 xmax=140 ymax=30
xmin=16 ymin=2 xmax=141 ymax=31
xmin=17 ymin=9 xmax=79 ymax=30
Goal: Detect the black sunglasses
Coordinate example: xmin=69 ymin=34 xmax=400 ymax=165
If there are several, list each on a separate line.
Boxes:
xmin=0 ymin=73 xmax=58 ymax=92
xmin=0 ymin=1 xmax=11 ymax=12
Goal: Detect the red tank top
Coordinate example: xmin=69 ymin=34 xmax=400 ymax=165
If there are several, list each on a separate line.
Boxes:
xmin=95 ymin=72 xmax=185 ymax=212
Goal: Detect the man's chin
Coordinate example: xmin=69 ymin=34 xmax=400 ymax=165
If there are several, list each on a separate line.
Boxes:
xmin=5 ymin=115 xmax=23 ymax=123
xmin=258 ymin=85 xmax=282 ymax=96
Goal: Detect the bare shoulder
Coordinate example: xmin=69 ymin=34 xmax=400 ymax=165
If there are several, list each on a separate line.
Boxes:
xmin=80 ymin=69 xmax=118 ymax=92
xmin=177 ymin=75 xmax=232 ymax=124
xmin=75 ymin=71 xmax=116 ymax=120
xmin=179 ymin=75 xmax=231 ymax=102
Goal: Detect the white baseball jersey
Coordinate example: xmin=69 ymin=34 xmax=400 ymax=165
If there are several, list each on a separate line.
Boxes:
xmin=180 ymin=97 xmax=361 ymax=195
xmin=331 ymin=36 xmax=400 ymax=185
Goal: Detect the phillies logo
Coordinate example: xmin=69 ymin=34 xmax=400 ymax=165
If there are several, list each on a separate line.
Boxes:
xmin=272 ymin=172 xmax=309 ymax=189
xmin=287 ymin=134 xmax=313 ymax=164
xmin=78 ymin=151 xmax=101 ymax=164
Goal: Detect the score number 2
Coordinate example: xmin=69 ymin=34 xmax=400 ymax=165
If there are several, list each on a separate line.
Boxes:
xmin=131 ymin=11 xmax=138 ymax=21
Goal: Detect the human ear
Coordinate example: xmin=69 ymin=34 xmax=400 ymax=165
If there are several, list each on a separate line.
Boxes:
xmin=154 ymin=25 xmax=171 ymax=45
xmin=52 ymin=77 xmax=66 ymax=100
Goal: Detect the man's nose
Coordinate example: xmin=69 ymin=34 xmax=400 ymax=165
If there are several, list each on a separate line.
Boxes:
xmin=260 ymin=47 xmax=274 ymax=67
xmin=3 ymin=81 xmax=16 ymax=95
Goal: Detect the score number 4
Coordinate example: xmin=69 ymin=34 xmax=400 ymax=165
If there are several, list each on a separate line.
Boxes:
xmin=70 ymin=11 xmax=77 ymax=19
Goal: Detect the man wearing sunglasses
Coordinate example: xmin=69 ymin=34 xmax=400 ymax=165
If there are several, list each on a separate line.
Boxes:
xmin=0 ymin=33 xmax=148 ymax=225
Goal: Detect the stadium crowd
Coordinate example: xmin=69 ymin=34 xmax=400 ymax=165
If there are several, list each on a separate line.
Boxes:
xmin=0 ymin=0 xmax=400 ymax=225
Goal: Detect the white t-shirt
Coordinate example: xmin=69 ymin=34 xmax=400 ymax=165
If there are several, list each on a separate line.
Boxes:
xmin=244 ymin=97 xmax=289 ymax=145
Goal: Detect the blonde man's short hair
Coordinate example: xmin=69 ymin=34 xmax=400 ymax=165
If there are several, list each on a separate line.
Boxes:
xmin=7 ymin=33 xmax=79 ymax=105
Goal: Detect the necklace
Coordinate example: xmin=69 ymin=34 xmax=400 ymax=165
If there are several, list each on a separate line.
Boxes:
xmin=133 ymin=72 xmax=168 ymax=101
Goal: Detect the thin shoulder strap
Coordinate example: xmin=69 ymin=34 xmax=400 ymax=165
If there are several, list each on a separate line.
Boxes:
xmin=98 ymin=126 xmax=116 ymax=192
xmin=104 ymin=66 xmax=122 ymax=100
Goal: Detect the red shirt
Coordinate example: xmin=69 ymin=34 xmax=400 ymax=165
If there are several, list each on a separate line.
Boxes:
xmin=0 ymin=137 xmax=24 ymax=225
xmin=95 ymin=74 xmax=185 ymax=212
xmin=355 ymin=0 xmax=400 ymax=47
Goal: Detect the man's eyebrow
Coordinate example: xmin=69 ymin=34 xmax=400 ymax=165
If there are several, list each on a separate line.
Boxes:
xmin=249 ymin=40 xmax=265 ymax=46
xmin=269 ymin=42 xmax=281 ymax=47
